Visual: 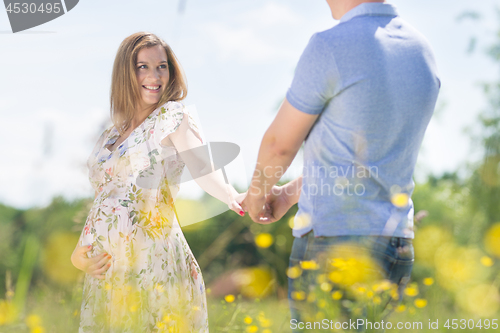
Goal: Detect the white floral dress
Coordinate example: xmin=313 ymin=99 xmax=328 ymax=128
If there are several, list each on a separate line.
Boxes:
xmin=77 ymin=101 xmax=209 ymax=333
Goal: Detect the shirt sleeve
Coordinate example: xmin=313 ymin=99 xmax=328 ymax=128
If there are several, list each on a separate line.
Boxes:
xmin=286 ymin=32 xmax=340 ymax=115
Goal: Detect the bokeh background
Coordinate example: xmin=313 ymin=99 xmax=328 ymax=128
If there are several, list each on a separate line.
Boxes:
xmin=1 ymin=0 xmax=500 ymax=332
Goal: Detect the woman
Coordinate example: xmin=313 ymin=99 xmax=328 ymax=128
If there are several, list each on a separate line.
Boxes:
xmin=71 ymin=32 xmax=245 ymax=333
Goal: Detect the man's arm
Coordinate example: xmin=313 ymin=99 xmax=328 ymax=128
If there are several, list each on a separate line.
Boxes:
xmin=242 ymin=98 xmax=318 ymax=222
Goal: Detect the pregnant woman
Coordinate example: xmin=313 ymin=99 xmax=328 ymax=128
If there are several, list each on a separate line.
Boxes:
xmin=71 ymin=32 xmax=245 ymax=333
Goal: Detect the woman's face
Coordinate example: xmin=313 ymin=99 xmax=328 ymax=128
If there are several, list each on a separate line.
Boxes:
xmin=135 ymin=45 xmax=170 ymax=112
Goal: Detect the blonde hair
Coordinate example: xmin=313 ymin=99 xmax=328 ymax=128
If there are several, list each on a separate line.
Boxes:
xmin=110 ymin=32 xmax=187 ymax=135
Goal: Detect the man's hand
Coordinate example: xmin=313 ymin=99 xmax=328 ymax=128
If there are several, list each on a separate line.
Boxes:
xmin=71 ymin=245 xmax=112 ymax=280
xmin=243 ymin=177 xmax=302 ymax=224
xmin=241 ymin=192 xmax=271 ymax=224
xmin=251 ymin=185 xmax=294 ymax=224
xmin=262 ymin=185 xmax=294 ymax=223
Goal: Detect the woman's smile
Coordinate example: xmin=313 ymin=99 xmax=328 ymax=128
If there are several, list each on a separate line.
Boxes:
xmin=143 ymin=84 xmax=161 ymax=92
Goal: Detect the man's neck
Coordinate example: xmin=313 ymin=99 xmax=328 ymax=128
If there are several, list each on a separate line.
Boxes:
xmin=330 ymin=0 xmax=386 ymax=20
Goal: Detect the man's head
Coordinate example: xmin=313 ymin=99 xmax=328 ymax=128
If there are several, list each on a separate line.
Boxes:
xmin=325 ymin=0 xmax=386 ymax=20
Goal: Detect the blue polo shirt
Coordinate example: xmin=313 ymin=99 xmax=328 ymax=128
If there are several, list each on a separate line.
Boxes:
xmin=286 ymin=2 xmax=440 ymax=238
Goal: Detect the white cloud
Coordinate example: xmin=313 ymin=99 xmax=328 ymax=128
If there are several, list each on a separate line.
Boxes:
xmin=242 ymin=2 xmax=302 ymax=28
xmin=204 ymin=22 xmax=289 ymax=63
xmin=201 ymin=2 xmax=303 ymax=64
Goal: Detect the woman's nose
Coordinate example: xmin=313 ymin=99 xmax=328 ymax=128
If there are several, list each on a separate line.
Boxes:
xmin=148 ymin=69 xmax=160 ymax=80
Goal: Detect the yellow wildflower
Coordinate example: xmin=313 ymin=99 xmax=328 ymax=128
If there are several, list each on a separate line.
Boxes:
xmin=414 ymin=299 xmax=427 ymax=308
xmin=484 ymin=223 xmax=500 ymax=258
xmin=391 ymin=193 xmax=409 ymax=207
xmin=246 ymin=325 xmax=259 ymax=333
xmin=291 ymin=291 xmax=306 ymax=301
xmin=480 ymin=256 xmax=494 ymax=267
xmin=332 ymin=290 xmax=343 ymax=300
xmin=372 ymin=280 xmax=393 ymax=292
xmin=255 ymin=233 xmax=274 ymax=248
xmin=395 ymin=305 xmax=406 ymax=313
xmin=286 ymin=266 xmax=302 ymax=279
xmin=300 ymin=260 xmax=320 ymax=270
xmin=404 ymin=284 xmax=419 ymax=297
xmin=423 ymin=277 xmax=434 ymax=286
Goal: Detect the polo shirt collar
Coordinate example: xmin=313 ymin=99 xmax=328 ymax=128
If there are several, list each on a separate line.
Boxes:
xmin=339 ymin=2 xmax=398 ymax=23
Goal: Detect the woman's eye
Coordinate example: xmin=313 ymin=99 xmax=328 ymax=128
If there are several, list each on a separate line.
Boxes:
xmin=159 ymin=64 xmax=167 ymax=69
xmin=138 ymin=65 xmax=147 ymax=69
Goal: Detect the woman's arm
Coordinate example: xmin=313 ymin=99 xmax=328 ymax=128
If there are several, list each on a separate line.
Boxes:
xmin=69 ymin=189 xmax=112 ymax=279
xmin=167 ymin=114 xmax=245 ymax=215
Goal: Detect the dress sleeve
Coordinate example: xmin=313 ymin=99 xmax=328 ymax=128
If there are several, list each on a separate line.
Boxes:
xmin=153 ymin=101 xmax=203 ymax=147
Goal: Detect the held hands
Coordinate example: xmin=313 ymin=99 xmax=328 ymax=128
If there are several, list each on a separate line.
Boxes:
xmin=241 ymin=185 xmax=292 ymax=224
xmin=71 ymin=245 xmax=112 ymax=280
xmin=263 ymin=185 xmax=292 ymax=222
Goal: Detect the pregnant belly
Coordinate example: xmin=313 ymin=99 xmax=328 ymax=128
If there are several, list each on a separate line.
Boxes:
xmin=82 ymin=198 xmax=134 ymax=256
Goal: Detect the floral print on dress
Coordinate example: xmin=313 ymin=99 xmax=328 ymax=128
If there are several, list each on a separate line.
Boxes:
xmin=77 ymin=101 xmax=208 ymax=333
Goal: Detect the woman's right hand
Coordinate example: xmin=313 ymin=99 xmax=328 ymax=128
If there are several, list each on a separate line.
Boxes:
xmin=225 ymin=187 xmax=247 ymax=217
xmin=71 ymin=245 xmax=112 ymax=280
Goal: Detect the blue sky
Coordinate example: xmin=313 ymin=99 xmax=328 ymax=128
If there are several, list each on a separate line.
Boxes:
xmin=1 ymin=0 xmax=499 ymax=209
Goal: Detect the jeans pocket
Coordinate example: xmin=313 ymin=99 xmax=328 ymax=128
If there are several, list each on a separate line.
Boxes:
xmin=396 ymin=238 xmax=414 ymax=262
xmin=392 ymin=238 xmax=414 ymax=284
xmin=289 ymin=231 xmax=312 ymax=262
xmin=370 ymin=237 xmax=414 ymax=284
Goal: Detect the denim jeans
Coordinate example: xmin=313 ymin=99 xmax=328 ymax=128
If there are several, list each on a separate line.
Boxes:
xmin=288 ymin=230 xmax=414 ymax=333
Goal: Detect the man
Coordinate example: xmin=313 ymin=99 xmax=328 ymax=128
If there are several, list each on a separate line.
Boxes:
xmin=241 ymin=0 xmax=440 ymax=329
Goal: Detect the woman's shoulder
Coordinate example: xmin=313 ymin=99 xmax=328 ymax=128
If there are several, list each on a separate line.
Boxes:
xmin=155 ymin=101 xmax=188 ymax=128
xmin=153 ymin=100 xmax=203 ymax=145
xmin=158 ymin=100 xmax=185 ymax=113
